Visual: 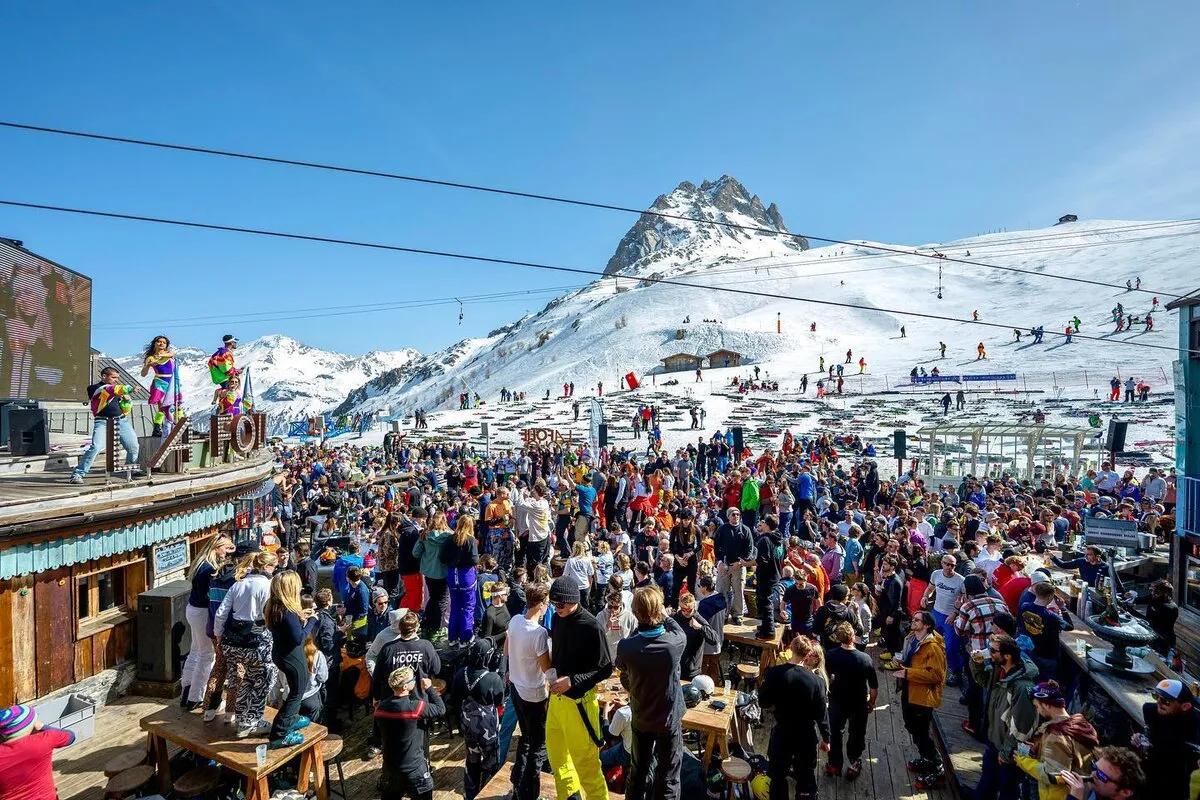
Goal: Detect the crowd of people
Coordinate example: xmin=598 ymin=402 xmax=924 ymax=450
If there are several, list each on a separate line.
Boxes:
xmin=146 ymin=427 xmax=1198 ymax=800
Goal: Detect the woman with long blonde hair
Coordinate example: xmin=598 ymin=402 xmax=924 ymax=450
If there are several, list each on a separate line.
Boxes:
xmin=443 ymin=513 xmax=480 ymax=643
xmin=265 ymin=570 xmax=315 ymax=747
xmin=213 ymin=550 xmax=278 ymax=740
xmin=413 ymin=507 xmax=452 ymax=637
xmin=181 ymin=534 xmax=234 ymax=709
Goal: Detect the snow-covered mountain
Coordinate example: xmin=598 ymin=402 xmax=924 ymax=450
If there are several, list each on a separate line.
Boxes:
xmin=116 ymin=335 xmax=420 ymax=428
xmin=331 ymin=175 xmax=1196 ymax=425
xmin=603 ymin=175 xmax=806 ymax=276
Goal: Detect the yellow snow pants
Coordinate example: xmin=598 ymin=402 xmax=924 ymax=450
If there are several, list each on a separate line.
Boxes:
xmin=545 ymin=690 xmax=608 ymax=800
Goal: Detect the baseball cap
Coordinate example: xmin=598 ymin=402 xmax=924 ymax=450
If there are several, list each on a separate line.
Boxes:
xmin=1154 ymin=679 xmax=1194 ymax=704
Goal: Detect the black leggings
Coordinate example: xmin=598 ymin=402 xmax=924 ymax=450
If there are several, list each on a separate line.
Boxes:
xmin=271 ymin=648 xmax=308 ymax=740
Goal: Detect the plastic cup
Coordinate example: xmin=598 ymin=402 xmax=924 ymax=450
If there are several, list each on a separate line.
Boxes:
xmin=255 ymin=743 xmax=268 ymax=767
xmin=723 ymin=680 xmax=732 ymax=696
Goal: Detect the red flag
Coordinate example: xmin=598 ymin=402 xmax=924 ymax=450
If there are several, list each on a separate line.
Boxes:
xmin=625 ymin=372 xmax=640 ymax=390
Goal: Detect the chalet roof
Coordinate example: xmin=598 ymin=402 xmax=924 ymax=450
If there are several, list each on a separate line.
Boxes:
xmin=1165 ymin=289 xmax=1200 ymax=311
xmin=660 ymin=352 xmax=702 ymax=362
xmin=707 ymin=348 xmax=742 ymax=357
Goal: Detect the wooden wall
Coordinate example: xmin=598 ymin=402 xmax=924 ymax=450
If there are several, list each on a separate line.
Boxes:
xmin=0 ymin=557 xmax=145 ymax=705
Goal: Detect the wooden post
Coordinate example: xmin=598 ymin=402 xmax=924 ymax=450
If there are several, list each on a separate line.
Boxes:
xmin=104 ymin=417 xmax=116 ymax=475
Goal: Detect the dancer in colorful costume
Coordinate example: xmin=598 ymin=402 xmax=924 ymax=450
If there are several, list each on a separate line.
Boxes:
xmin=208 ymin=334 xmax=239 ymax=387
xmin=214 ymin=374 xmax=252 ymax=417
xmin=141 ymin=334 xmax=182 ymax=437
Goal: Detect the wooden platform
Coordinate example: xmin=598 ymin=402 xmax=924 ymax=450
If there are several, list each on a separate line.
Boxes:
xmin=478 ymin=764 xmax=623 ymax=800
xmin=54 ymin=643 xmax=950 ymax=800
xmin=0 ymin=451 xmax=273 ymax=528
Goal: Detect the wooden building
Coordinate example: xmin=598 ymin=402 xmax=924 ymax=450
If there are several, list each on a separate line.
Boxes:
xmin=0 ymin=416 xmax=275 ymax=705
xmin=706 ymin=349 xmax=743 ymax=369
xmin=660 ymin=353 xmax=703 ymax=373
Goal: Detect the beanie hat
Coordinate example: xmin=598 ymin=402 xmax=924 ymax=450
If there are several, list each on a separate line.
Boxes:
xmin=0 ymin=705 xmax=36 ymax=741
xmin=549 ymin=576 xmax=581 ymax=606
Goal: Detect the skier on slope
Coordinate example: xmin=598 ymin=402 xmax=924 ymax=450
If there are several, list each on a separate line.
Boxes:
xmin=1152 ymin=297 xmax=1160 ymax=310
xmin=1013 ymin=328 xmax=1022 ymax=342
xmin=858 ymin=357 xmax=866 ymax=374
xmin=941 ymin=393 xmax=951 ymax=416
xmin=818 ymin=355 xmax=825 ymax=373
xmin=1071 ymin=315 xmax=1082 ymax=332
xmin=972 ymin=309 xmax=979 ymax=322
xmin=975 ymin=342 xmax=987 ymax=360
xmin=810 ymin=322 xmax=817 ymax=332
xmin=845 ymin=349 xmax=852 ymax=364
xmin=800 ymin=374 xmax=808 ymax=394
xmin=1064 ymin=325 xmax=1073 ymax=344
xmin=938 ymin=341 xmax=947 ymax=358
xmin=1109 ymin=376 xmax=1121 ymax=402
xmin=1144 ymin=313 xmax=1154 ymax=332
xmin=900 ymin=325 xmax=906 ymax=338
xmin=1136 ymin=276 xmax=1141 ymax=289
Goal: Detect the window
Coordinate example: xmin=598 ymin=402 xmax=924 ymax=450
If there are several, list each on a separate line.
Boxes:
xmin=76 ymin=566 xmax=128 ymax=623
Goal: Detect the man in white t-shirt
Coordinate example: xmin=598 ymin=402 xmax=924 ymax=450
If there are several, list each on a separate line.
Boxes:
xmin=974 ymin=534 xmax=1004 ymax=580
xmin=600 ymin=699 xmax=633 ymax=771
xmin=505 ymin=582 xmax=552 ymax=800
xmin=922 ymin=555 xmax=966 ymax=684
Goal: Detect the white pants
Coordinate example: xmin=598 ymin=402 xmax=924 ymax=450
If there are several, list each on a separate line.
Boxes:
xmin=182 ymin=604 xmax=215 ymax=702
xmin=717 ymin=562 xmax=747 ymax=618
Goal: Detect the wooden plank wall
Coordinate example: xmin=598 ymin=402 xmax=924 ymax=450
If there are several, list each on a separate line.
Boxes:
xmin=0 ymin=558 xmax=145 ymax=705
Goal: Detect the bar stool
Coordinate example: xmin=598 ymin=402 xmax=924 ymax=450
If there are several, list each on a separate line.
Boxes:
xmin=103 ymin=764 xmax=155 ymax=799
xmin=721 ymin=756 xmax=751 ymax=800
xmin=320 ymin=734 xmax=348 ymax=800
xmin=735 ymin=662 xmax=760 ymax=690
xmin=101 ymin=748 xmax=146 ymax=778
xmin=172 ymin=764 xmax=221 ymax=799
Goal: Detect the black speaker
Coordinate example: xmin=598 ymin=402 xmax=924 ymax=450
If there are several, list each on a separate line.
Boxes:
xmin=1106 ymin=420 xmax=1128 ymax=453
xmin=731 ymin=426 xmax=744 ymax=453
xmin=893 ymin=429 xmax=907 ymax=460
xmin=8 ymin=408 xmax=49 ymax=456
xmin=598 ymin=423 xmax=608 ymax=447
xmin=0 ymin=398 xmax=39 ymax=446
xmin=136 ymin=579 xmax=192 ymax=683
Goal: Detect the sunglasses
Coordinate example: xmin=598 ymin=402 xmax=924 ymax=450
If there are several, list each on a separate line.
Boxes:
xmin=1092 ymin=767 xmax=1113 ymax=785
xmin=552 ymin=600 xmax=571 ymax=609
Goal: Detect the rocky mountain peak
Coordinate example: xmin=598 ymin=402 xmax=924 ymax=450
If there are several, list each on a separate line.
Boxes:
xmin=604 ymin=175 xmax=806 ymax=276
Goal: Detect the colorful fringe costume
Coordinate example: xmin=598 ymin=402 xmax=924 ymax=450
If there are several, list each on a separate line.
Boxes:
xmin=216 ymin=388 xmax=253 ymax=417
xmin=91 ymin=384 xmax=134 ymax=417
xmin=144 ymin=353 xmax=182 ymax=431
xmin=208 ymin=346 xmax=238 ymax=387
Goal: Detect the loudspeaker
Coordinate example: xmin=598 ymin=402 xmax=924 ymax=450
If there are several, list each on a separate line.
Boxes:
xmin=1106 ymin=420 xmax=1128 ymax=453
xmin=731 ymin=426 xmax=744 ymax=453
xmin=7 ymin=408 xmax=49 ymax=456
xmin=893 ymin=429 xmax=907 ymax=460
xmin=598 ymin=423 xmax=608 ymax=447
xmin=136 ymin=580 xmax=192 ymax=683
xmin=0 ymin=398 xmax=39 ymax=446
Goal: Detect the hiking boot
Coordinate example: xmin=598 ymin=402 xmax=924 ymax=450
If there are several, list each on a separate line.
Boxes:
xmin=825 ymin=764 xmax=842 ymax=777
xmin=845 ymin=760 xmax=862 ymax=781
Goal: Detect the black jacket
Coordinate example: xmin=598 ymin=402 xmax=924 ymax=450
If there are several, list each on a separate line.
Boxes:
xmin=615 ymin=616 xmax=687 ymax=732
xmin=376 ymin=688 xmax=445 ymax=781
xmin=755 ymin=532 xmax=784 ymax=587
xmin=715 ymin=522 xmax=755 ymax=566
xmin=759 ymin=662 xmax=830 ymax=743
xmin=397 ymin=521 xmax=423 ymax=575
xmin=876 ymin=573 xmax=905 ymax=622
xmin=550 ymin=607 xmax=613 ymax=699
xmin=296 ymin=557 xmax=319 ymax=596
xmin=671 ymin=611 xmax=719 ymax=681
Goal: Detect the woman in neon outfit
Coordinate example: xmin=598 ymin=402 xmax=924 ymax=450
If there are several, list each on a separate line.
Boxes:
xmin=214 ymin=374 xmax=252 ymax=417
xmin=141 ymin=334 xmax=180 ymax=437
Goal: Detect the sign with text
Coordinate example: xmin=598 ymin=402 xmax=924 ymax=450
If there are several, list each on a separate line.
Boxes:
xmin=521 ymin=428 xmax=574 ymax=449
xmin=153 ymin=538 xmax=190 ymax=577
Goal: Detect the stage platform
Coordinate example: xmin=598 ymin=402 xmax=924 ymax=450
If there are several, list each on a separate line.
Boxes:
xmin=0 ymin=449 xmax=274 ymax=529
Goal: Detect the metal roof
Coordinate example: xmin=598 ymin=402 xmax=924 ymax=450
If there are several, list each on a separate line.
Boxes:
xmin=916 ymin=421 xmax=1095 ymax=438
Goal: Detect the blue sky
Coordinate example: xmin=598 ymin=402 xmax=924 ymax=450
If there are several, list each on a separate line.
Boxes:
xmin=3 ymin=2 xmax=1198 ymax=357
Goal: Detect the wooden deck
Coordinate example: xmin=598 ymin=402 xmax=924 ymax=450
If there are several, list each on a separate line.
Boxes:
xmin=53 ymin=645 xmax=952 ymax=800
xmin=0 ymin=451 xmax=274 ymax=528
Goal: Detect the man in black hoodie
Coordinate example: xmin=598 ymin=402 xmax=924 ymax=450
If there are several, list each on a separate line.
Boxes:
xmin=546 ymin=576 xmax=613 ymax=800
xmin=368 ymin=613 xmax=442 ymax=759
xmin=616 ymin=586 xmax=687 ymax=800
xmin=754 ymin=515 xmax=785 ymax=640
xmin=375 ymin=665 xmax=445 ymax=800
xmin=759 ymin=634 xmax=831 ymax=800
xmin=449 ymin=639 xmax=506 ymax=800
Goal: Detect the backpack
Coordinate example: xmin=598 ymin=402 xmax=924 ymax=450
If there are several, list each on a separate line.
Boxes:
xmin=460 ymin=679 xmax=500 ymax=760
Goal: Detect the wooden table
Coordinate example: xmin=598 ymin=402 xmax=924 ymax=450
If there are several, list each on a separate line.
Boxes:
xmin=140 ymin=706 xmax=328 ymax=800
xmin=1059 ymin=625 xmax=1157 ymax=725
xmin=723 ymin=616 xmax=787 ymax=673
xmin=597 ymin=675 xmax=738 ymax=771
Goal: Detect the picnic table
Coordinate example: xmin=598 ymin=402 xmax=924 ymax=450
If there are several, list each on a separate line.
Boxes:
xmin=596 ymin=674 xmax=737 ymax=771
xmin=140 ymin=706 xmax=328 ymax=800
xmin=723 ymin=616 xmax=787 ymax=672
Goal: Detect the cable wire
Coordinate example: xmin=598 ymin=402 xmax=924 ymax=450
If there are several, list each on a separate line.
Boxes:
xmin=1 ymin=197 xmax=1189 ymax=355
xmin=0 ymin=119 xmax=1187 ymax=298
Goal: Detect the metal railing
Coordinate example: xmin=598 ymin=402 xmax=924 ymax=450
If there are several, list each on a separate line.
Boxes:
xmin=1181 ymin=475 xmax=1200 ymax=537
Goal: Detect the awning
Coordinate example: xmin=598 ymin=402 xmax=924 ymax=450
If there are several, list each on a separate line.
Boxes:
xmin=0 ymin=502 xmax=234 ymax=579
xmin=235 ymin=479 xmax=277 ymax=502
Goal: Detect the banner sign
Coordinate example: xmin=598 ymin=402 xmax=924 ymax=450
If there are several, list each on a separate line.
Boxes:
xmin=153 ymin=538 xmax=190 ymax=577
xmin=912 ymin=373 xmax=1017 ymax=384
xmin=521 ymin=428 xmax=574 ymax=448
